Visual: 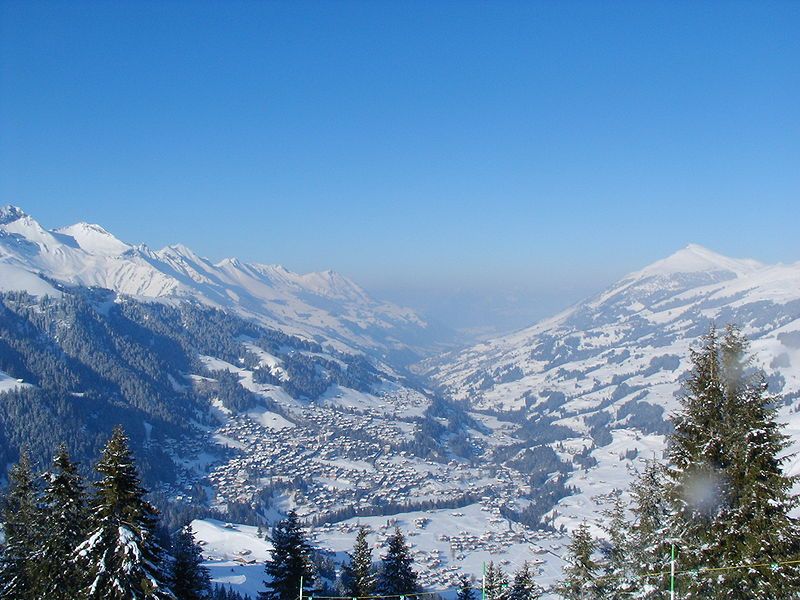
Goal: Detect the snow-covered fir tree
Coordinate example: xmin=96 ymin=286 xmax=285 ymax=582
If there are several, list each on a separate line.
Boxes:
xmin=0 ymin=450 xmax=39 ymax=600
xmin=598 ymin=492 xmax=634 ymax=598
xmin=212 ymin=584 xmax=252 ymax=600
xmin=340 ymin=526 xmax=375 ymax=598
xmin=171 ymin=523 xmax=212 ymax=600
xmin=666 ymin=326 xmax=729 ymax=597
xmin=34 ymin=444 xmax=89 ymax=600
xmin=555 ymin=522 xmax=600 ymax=600
xmin=483 ymin=561 xmax=508 ymax=600
xmin=666 ymin=325 xmax=800 ymax=598
xmin=508 ymin=562 xmax=540 ymax=600
xmin=627 ymin=458 xmax=670 ymax=599
xmin=260 ymin=510 xmax=315 ymax=600
xmin=76 ymin=426 xmax=175 ymax=599
xmin=375 ymin=527 xmax=418 ymax=596
xmin=456 ymin=574 xmax=476 ymax=600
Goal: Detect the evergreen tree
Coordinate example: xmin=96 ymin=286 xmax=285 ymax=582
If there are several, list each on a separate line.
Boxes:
xmin=717 ymin=326 xmax=800 ymax=596
xmin=340 ymin=526 xmax=375 ymax=598
xmin=628 ymin=459 xmax=670 ymax=599
xmin=375 ymin=528 xmax=418 ymax=597
xmin=628 ymin=458 xmax=670 ymax=600
xmin=508 ymin=562 xmax=540 ymax=600
xmin=0 ymin=450 xmax=39 ymax=600
xmin=455 ymin=575 xmax=476 ymax=600
xmin=483 ymin=561 xmax=508 ymax=600
xmin=666 ymin=326 xmax=800 ymax=597
xmin=260 ymin=510 xmax=315 ymax=600
xmin=666 ymin=326 xmax=728 ymax=597
xmin=34 ymin=443 xmax=89 ymax=600
xmin=555 ymin=522 xmax=599 ymax=600
xmin=171 ymin=523 xmax=212 ymax=600
xmin=76 ymin=426 xmax=175 ymax=599
xmin=598 ymin=493 xmax=634 ymax=598
xmin=212 ymin=585 xmax=251 ymax=600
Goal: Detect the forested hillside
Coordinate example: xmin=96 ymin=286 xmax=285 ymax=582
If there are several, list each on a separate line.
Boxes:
xmin=0 ymin=288 xmax=386 ymax=483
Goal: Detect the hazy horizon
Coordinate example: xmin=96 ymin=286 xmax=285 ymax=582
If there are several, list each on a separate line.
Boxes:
xmin=3 ymin=202 xmax=793 ymax=338
xmin=2 ymin=1 xmax=798 ymax=336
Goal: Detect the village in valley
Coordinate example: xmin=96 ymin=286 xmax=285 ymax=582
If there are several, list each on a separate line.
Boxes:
xmin=166 ymin=377 xmax=573 ymax=596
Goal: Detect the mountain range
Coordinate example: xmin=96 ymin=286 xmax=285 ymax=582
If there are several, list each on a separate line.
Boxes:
xmin=3 ymin=205 xmax=800 ymax=594
xmin=0 ymin=205 xmax=443 ymax=365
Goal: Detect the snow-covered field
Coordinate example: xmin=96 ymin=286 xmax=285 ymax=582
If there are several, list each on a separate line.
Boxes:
xmin=0 ymin=369 xmax=30 ymax=393
xmin=194 ymin=504 xmax=569 ymax=599
xmin=551 ymin=429 xmax=665 ymax=536
xmin=193 ymin=520 xmax=272 ymax=598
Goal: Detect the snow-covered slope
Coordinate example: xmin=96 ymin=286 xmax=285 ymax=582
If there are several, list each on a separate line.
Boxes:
xmin=428 ymin=244 xmax=800 ymax=414
xmin=0 ymin=205 xmax=434 ymax=358
xmin=54 ymin=221 xmax=132 ymax=256
xmin=194 ymin=507 xmax=568 ymax=598
xmin=425 ymin=244 xmax=800 ymax=533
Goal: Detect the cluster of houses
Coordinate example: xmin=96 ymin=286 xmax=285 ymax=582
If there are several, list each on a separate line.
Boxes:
xmin=204 ymin=401 xmax=518 ymax=521
xmin=303 ymin=499 xmax=562 ymax=589
xmin=171 ymin=381 xmax=568 ymax=584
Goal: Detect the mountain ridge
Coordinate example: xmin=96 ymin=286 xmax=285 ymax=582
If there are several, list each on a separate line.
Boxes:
xmin=0 ymin=205 xmax=442 ymax=361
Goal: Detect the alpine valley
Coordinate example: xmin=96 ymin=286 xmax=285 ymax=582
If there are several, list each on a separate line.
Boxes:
xmin=2 ymin=205 xmax=800 ymax=596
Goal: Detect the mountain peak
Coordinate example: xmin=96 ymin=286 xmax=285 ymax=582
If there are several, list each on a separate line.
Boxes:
xmin=298 ymin=268 xmax=369 ymax=302
xmin=158 ymin=243 xmax=205 ymax=262
xmin=217 ymin=256 xmax=242 ymax=269
xmin=55 ymin=222 xmax=130 ymax=256
xmin=0 ymin=205 xmax=28 ymax=225
xmin=65 ymin=221 xmax=112 ymax=235
xmin=635 ymin=243 xmax=764 ymax=279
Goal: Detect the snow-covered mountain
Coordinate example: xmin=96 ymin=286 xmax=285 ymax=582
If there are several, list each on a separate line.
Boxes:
xmin=7 ymin=209 xmax=800 ymax=594
xmin=427 ymin=243 xmax=800 ymax=414
xmin=424 ymin=244 xmax=800 ymax=532
xmin=0 ymin=205 xmax=439 ymax=360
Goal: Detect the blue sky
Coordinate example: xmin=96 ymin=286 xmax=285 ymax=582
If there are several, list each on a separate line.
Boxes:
xmin=1 ymin=1 xmax=798 ymax=332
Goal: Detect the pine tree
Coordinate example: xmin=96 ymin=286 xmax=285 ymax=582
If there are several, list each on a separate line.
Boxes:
xmin=666 ymin=326 xmax=728 ymax=597
xmin=483 ymin=561 xmax=508 ymax=600
xmin=717 ymin=326 xmax=800 ymax=596
xmin=212 ymin=585 xmax=250 ymax=600
xmin=341 ymin=526 xmax=375 ymax=598
xmin=627 ymin=459 xmax=670 ymax=599
xmin=508 ymin=562 xmax=540 ymax=600
xmin=34 ymin=443 xmax=89 ymax=600
xmin=666 ymin=326 xmax=800 ymax=597
xmin=171 ymin=523 xmax=212 ymax=600
xmin=260 ymin=510 xmax=315 ymax=600
xmin=0 ymin=450 xmax=39 ymax=600
xmin=76 ymin=426 xmax=175 ymax=599
xmin=598 ymin=493 xmax=634 ymax=598
xmin=456 ymin=574 xmax=476 ymax=600
xmin=375 ymin=527 xmax=418 ymax=596
xmin=555 ymin=522 xmax=600 ymax=600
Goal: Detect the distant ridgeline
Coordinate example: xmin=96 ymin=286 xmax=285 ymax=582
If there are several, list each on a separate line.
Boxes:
xmin=0 ymin=288 xmax=385 ymax=483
